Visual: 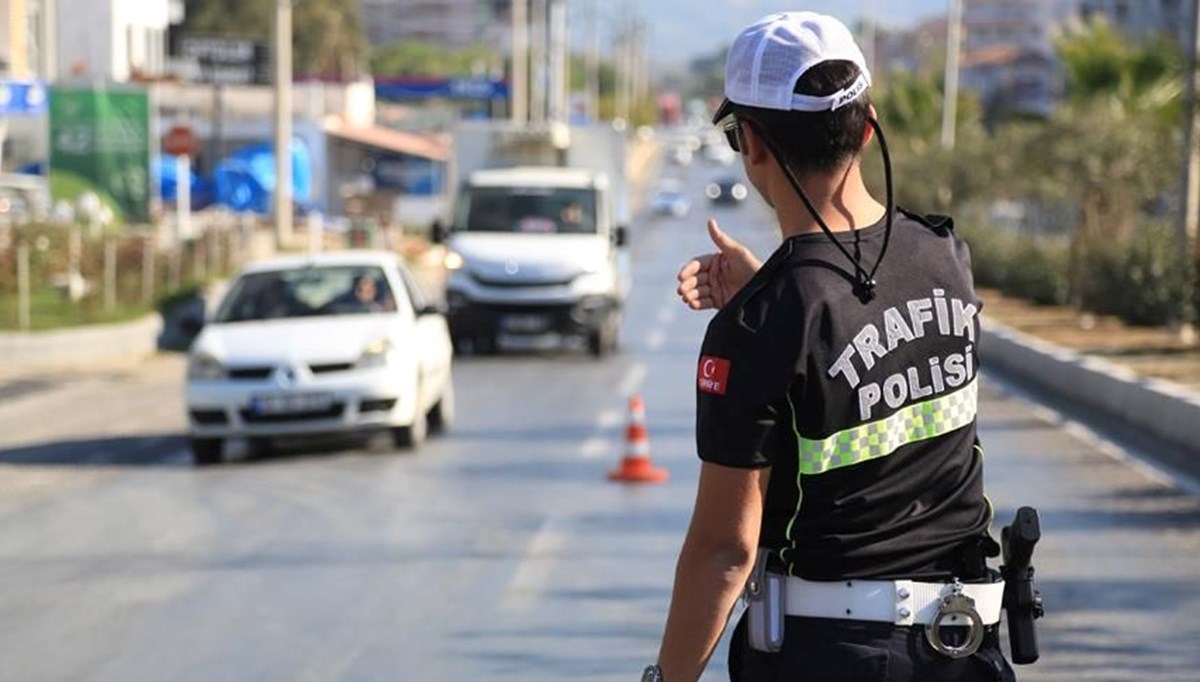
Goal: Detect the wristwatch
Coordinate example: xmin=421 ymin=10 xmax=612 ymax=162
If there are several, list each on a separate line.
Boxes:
xmin=641 ymin=664 xmax=664 ymax=682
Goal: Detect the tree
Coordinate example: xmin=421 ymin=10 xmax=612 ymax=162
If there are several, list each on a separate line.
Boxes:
xmin=369 ymin=43 xmax=499 ymax=79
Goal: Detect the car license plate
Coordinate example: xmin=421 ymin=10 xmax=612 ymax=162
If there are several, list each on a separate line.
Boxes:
xmin=501 ymin=314 xmax=550 ymax=333
xmin=249 ymin=393 xmax=334 ymax=415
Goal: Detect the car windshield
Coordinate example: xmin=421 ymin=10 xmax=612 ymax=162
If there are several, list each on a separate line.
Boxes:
xmin=214 ymin=265 xmax=397 ymax=323
xmin=457 ymin=186 xmax=598 ymax=235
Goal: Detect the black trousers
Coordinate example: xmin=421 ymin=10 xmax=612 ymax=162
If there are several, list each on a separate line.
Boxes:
xmin=728 ymin=612 xmax=1017 ymax=682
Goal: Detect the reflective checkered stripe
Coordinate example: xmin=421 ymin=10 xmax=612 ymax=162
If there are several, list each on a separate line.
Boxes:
xmin=795 ymin=380 xmax=978 ymax=476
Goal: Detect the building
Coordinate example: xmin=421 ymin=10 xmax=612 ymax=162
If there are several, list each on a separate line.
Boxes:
xmin=55 ymin=0 xmax=176 ymax=83
xmin=874 ymin=16 xmax=947 ymax=79
xmin=1075 ymin=0 xmax=1189 ymax=46
xmin=960 ymin=0 xmax=1075 ymax=117
xmin=0 ymin=0 xmax=55 ymax=80
xmin=360 ymin=0 xmax=507 ymax=49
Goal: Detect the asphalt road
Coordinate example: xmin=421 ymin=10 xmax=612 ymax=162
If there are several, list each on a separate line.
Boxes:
xmin=0 ymin=160 xmax=1198 ymax=682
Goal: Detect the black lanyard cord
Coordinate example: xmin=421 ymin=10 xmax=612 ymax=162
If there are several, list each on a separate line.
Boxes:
xmin=756 ymin=116 xmax=895 ymax=304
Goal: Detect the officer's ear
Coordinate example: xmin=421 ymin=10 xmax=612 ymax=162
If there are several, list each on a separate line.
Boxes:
xmin=741 ymin=121 xmax=771 ymax=167
xmin=861 ymin=104 xmax=878 ymax=150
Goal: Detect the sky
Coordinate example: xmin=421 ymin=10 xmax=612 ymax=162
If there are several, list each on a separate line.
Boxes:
xmin=584 ymin=0 xmax=949 ymax=65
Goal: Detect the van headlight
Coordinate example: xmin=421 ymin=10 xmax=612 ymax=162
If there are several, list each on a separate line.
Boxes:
xmin=732 ymin=183 xmax=749 ymax=200
xmin=443 ymin=250 xmax=465 ymax=271
xmin=187 ymin=352 xmax=226 ymax=381
xmin=357 ymin=338 xmax=393 ymax=368
xmin=706 ymin=183 xmax=720 ymax=199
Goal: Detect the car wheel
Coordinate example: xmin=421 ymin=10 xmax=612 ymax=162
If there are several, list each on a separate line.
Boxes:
xmin=392 ymin=404 xmax=428 ymax=450
xmin=190 ymin=438 xmax=223 ymax=466
xmin=428 ymin=380 xmax=455 ymax=434
xmin=588 ymin=314 xmax=620 ymax=358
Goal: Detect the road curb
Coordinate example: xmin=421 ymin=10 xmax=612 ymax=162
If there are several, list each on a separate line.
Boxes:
xmin=981 ymin=316 xmax=1200 ymax=473
xmin=0 ymin=313 xmax=162 ymax=373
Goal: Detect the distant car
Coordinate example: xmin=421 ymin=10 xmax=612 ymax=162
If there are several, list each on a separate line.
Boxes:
xmin=704 ymin=143 xmax=738 ymax=166
xmin=706 ymin=177 xmax=750 ymax=205
xmin=669 ymin=145 xmax=694 ymax=167
xmin=184 ymin=251 xmax=455 ymax=465
xmin=650 ymin=183 xmax=692 ymax=218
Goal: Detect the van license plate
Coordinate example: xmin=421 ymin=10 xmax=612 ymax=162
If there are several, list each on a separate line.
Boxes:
xmin=501 ymin=314 xmax=550 ymax=333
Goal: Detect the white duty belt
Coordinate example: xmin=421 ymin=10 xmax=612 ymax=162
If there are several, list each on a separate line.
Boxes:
xmin=784 ymin=575 xmax=1004 ymax=627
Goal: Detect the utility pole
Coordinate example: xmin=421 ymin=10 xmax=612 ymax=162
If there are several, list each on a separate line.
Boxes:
xmin=1176 ymin=0 xmax=1200 ymax=339
xmin=511 ymin=0 xmax=528 ymax=123
xmin=586 ymin=0 xmax=599 ymax=122
xmin=529 ymin=0 xmax=547 ymax=124
xmin=548 ymin=0 xmax=568 ymax=124
xmin=941 ymin=0 xmax=963 ymax=151
xmin=862 ymin=0 xmax=877 ymax=76
xmin=273 ymin=0 xmax=293 ymax=248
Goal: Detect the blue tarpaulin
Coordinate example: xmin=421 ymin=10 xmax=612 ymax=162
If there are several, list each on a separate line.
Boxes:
xmin=212 ymin=140 xmax=312 ymax=214
xmin=155 ymin=155 xmax=211 ymax=209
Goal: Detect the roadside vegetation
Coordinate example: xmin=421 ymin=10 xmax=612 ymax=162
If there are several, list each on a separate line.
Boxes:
xmin=870 ymin=20 xmax=1193 ymax=329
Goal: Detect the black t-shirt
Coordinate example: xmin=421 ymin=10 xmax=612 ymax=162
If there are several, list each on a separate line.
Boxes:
xmin=695 ymin=209 xmax=992 ymax=581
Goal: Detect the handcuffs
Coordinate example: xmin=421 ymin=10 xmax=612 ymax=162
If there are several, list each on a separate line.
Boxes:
xmin=924 ymin=578 xmax=987 ymax=659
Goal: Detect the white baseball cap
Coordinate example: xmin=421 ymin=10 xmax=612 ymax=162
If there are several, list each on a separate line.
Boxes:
xmin=713 ymin=11 xmax=872 ymax=123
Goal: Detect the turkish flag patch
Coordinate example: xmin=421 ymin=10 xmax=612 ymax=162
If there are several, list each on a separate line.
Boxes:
xmin=697 ymin=356 xmax=731 ymax=395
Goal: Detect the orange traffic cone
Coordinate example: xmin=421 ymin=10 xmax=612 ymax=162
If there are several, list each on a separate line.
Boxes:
xmin=608 ymin=395 xmax=669 ymax=484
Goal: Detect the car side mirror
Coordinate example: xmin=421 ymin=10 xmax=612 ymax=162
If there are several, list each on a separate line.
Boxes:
xmin=417 ymin=301 xmax=449 ymax=317
xmin=430 ymin=219 xmax=449 ymax=245
xmin=614 ymin=225 xmax=629 ymax=248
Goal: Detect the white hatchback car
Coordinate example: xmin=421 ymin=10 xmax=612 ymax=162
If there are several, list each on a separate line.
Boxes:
xmin=184 ymin=251 xmax=454 ymax=465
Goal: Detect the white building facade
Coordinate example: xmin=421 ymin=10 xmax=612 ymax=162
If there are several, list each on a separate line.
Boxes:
xmin=55 ymin=0 xmax=172 ymax=82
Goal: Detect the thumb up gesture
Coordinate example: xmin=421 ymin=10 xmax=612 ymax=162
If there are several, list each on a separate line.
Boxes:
xmin=676 ymin=219 xmax=762 ymax=311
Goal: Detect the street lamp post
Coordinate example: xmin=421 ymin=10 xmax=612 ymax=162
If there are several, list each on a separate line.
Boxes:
xmin=1176 ymin=0 xmax=1200 ymax=340
xmin=941 ymin=0 xmax=963 ymax=151
xmin=273 ymin=0 xmax=294 ymax=249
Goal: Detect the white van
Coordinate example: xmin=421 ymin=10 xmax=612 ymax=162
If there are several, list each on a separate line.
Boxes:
xmin=435 ymin=165 xmax=630 ymax=357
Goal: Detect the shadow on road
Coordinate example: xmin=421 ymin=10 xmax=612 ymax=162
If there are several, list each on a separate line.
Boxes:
xmin=0 ymin=434 xmax=188 ymax=467
xmin=0 ymin=431 xmax=402 ymax=468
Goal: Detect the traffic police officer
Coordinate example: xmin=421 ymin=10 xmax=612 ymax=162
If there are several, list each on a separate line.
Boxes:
xmin=644 ymin=12 xmax=1018 ymax=682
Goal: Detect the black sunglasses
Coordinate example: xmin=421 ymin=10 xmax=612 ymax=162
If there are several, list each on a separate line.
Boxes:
xmin=719 ymin=115 xmax=744 ymax=153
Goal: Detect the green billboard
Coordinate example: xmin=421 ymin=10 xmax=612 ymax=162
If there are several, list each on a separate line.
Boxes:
xmin=49 ymin=87 xmax=151 ymax=225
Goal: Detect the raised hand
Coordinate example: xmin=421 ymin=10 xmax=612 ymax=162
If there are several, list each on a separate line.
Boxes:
xmin=676 ymin=219 xmax=762 ymax=311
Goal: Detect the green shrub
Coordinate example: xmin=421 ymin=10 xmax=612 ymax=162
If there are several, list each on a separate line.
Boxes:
xmin=1083 ymin=222 xmax=1187 ymax=326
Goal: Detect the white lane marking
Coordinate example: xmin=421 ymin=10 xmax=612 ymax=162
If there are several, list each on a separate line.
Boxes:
xmin=647 ymin=329 xmax=667 ymax=351
xmin=581 ymin=437 xmax=609 ymax=460
xmin=502 ymin=517 xmax=567 ymax=611
xmin=580 ymin=408 xmax=624 ymax=460
xmin=618 ymin=363 xmax=648 ymax=398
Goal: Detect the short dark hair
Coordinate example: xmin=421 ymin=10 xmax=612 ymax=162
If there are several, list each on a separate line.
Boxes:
xmin=734 ymin=61 xmax=872 ymax=174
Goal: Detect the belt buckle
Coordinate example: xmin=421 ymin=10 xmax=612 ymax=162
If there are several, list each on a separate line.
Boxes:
xmin=924 ymin=579 xmax=986 ymax=659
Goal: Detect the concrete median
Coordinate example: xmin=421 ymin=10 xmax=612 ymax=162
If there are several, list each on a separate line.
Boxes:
xmin=981 ymin=316 xmax=1200 ymax=477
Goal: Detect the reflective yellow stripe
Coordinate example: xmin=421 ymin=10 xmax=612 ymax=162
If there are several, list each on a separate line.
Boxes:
xmin=795 ymin=380 xmax=978 ymax=475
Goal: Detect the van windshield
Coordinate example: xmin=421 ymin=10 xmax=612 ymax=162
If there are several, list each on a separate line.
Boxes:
xmin=457 ymin=186 xmax=598 ymax=235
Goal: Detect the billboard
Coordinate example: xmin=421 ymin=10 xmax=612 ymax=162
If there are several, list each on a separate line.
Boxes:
xmin=177 ymin=35 xmax=270 ymax=86
xmin=49 ymin=87 xmax=152 ymax=225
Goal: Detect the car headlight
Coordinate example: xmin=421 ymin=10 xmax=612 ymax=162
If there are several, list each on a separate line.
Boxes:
xmin=443 ymin=250 xmax=465 ymax=271
xmin=187 ymin=352 xmax=226 ymax=381
xmin=706 ymin=184 xmax=720 ymax=199
xmin=357 ymin=338 xmax=393 ymax=368
xmin=732 ymin=183 xmax=749 ymax=200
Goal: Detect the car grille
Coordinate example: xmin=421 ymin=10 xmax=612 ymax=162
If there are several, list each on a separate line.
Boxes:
xmin=227 ymin=366 xmax=274 ymax=380
xmin=239 ymin=403 xmax=346 ymax=424
xmin=190 ymin=409 xmax=229 ymax=425
xmin=309 ymin=362 xmax=355 ymax=375
xmin=470 ymin=272 xmax=576 ymax=288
